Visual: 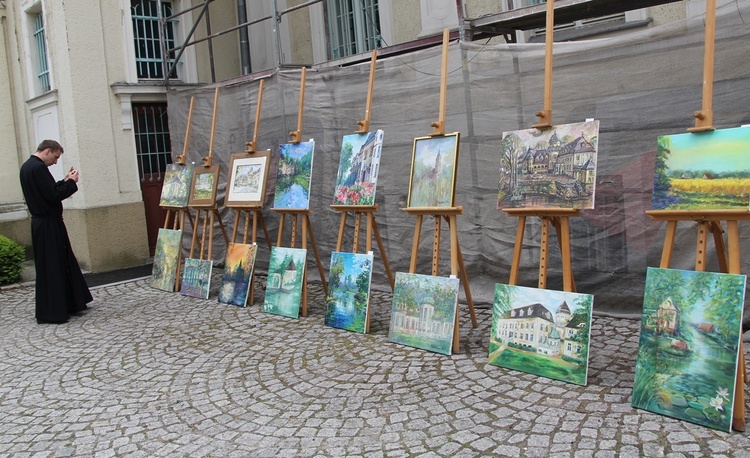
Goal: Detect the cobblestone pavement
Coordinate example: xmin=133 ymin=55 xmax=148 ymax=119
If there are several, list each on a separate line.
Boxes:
xmin=1 ymin=276 xmax=749 ymax=457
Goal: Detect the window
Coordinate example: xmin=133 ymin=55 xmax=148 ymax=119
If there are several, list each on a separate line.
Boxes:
xmin=132 ymin=103 xmax=172 ymax=182
xmin=131 ymin=0 xmax=177 ymax=79
xmin=327 ymin=0 xmax=382 ymax=59
xmin=32 ymin=13 xmax=51 ymax=93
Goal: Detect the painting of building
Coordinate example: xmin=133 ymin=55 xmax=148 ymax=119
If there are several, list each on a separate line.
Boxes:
xmin=150 ymin=228 xmax=183 ymax=292
xmin=160 ymin=164 xmax=194 ymax=207
xmin=263 ymin=247 xmax=307 ymax=318
xmin=180 ymin=258 xmax=213 ymax=299
xmin=325 ymin=252 xmax=373 ymax=333
xmin=273 ymin=141 xmax=314 ymax=210
xmin=333 ymin=130 xmax=384 ymax=205
xmin=218 ymin=243 xmax=257 ymax=307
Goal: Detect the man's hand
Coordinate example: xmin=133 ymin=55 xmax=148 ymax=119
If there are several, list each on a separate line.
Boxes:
xmin=65 ymin=167 xmax=80 ymax=183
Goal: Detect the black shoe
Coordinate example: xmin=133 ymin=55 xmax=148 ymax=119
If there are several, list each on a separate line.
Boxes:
xmin=36 ymin=318 xmax=68 ymax=324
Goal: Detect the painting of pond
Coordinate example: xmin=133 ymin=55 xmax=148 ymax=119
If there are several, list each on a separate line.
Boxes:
xmin=325 ymin=252 xmax=373 ymax=333
xmin=273 ymin=141 xmax=314 ymax=210
xmin=263 ymin=247 xmax=307 ymax=319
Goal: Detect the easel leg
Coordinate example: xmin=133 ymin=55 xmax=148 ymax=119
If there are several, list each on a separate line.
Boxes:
xmin=353 ymin=213 xmax=362 ymax=253
xmin=305 ymin=216 xmax=328 ymax=295
xmin=660 ymin=220 xmax=678 ymax=268
xmin=509 ymin=216 xmax=526 ymax=285
xmin=711 ymin=221 xmax=728 ymax=273
xmin=538 ymin=217 xmax=550 ymax=289
xmin=432 ymin=216 xmax=441 ymax=276
xmin=409 ymin=215 xmax=423 ymax=273
xmin=558 ymin=217 xmax=575 ymax=293
xmin=258 ymin=212 xmax=272 ymax=251
xmin=336 ymin=212 xmax=347 ymax=251
xmin=231 ymin=212 xmax=240 ymax=244
xmin=276 ymin=214 xmax=285 ymax=247
xmin=372 ymin=217 xmax=395 ymax=290
xmin=695 ymin=221 xmax=709 ymax=272
xmin=448 ymin=215 xmax=477 ymax=328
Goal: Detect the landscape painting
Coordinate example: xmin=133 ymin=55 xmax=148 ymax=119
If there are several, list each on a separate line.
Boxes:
xmin=150 ymin=228 xmax=182 ymax=292
xmin=333 ymin=130 xmax=384 ymax=206
xmin=226 ymin=152 xmax=271 ymax=207
xmin=388 ymin=272 xmax=459 ymax=355
xmin=632 ymin=267 xmax=746 ymax=432
xmin=651 ymin=126 xmax=750 ymax=210
xmin=160 ymin=163 xmax=194 ymax=207
xmin=188 ymin=165 xmax=221 ymax=207
xmin=325 ymin=252 xmax=373 ymax=333
xmin=180 ymin=258 xmax=213 ymax=299
xmin=263 ymin=247 xmax=307 ymax=318
xmin=218 ymin=243 xmax=257 ymax=307
xmin=489 ymin=284 xmax=593 ymax=386
xmin=497 ymin=120 xmax=599 ymax=209
xmin=273 ymin=141 xmax=314 ymax=209
xmin=407 ymin=133 xmax=459 ymax=208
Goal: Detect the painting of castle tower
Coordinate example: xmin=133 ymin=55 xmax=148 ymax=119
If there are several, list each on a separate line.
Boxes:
xmin=333 ymin=130 xmax=384 ymax=206
xmin=407 ymin=133 xmax=459 ymax=208
xmin=263 ymin=247 xmax=307 ymax=318
xmin=218 ymin=243 xmax=257 ymax=307
xmin=273 ymin=141 xmax=314 ymax=210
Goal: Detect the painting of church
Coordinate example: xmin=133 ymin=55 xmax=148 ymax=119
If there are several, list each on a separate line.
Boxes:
xmin=333 ymin=130 xmax=384 ymax=205
xmin=159 ymin=163 xmax=193 ymax=207
xmin=407 ymin=133 xmax=460 ymax=208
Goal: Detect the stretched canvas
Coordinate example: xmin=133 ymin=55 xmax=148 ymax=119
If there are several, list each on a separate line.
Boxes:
xmin=325 ymin=252 xmax=374 ymax=333
xmin=188 ymin=165 xmax=221 ymax=207
xmin=333 ymin=130 xmax=384 ymax=205
xmin=150 ymin=228 xmax=182 ymax=292
xmin=632 ymin=267 xmax=746 ymax=432
xmin=497 ymin=120 xmax=599 ymax=209
xmin=263 ymin=247 xmax=307 ymax=318
xmin=218 ymin=243 xmax=257 ymax=307
xmin=160 ymin=163 xmax=194 ymax=207
xmin=388 ymin=272 xmax=459 ymax=355
xmin=651 ymin=126 xmax=750 ymax=210
xmin=489 ymin=284 xmax=594 ymax=386
xmin=226 ymin=152 xmax=271 ymax=207
xmin=273 ymin=141 xmax=314 ymax=210
xmin=180 ymin=258 xmax=213 ymax=299
xmin=407 ymin=133 xmax=459 ymax=208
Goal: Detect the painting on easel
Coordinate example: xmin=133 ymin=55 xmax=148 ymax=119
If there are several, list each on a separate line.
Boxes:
xmin=407 ymin=133 xmax=459 ymax=208
xmin=325 ymin=252 xmax=373 ymax=333
xmin=263 ymin=247 xmax=307 ymax=318
xmin=651 ymin=126 xmax=750 ymax=210
xmin=633 ymin=267 xmax=746 ymax=432
xmin=489 ymin=284 xmax=593 ymax=386
xmin=160 ymin=163 xmax=194 ymax=207
xmin=273 ymin=141 xmax=314 ymax=210
xmin=180 ymin=258 xmax=213 ymax=299
xmin=188 ymin=165 xmax=220 ymax=207
xmin=497 ymin=120 xmax=599 ymax=209
xmin=218 ymin=243 xmax=257 ymax=307
xmin=333 ymin=130 xmax=384 ymax=206
xmin=388 ymin=272 xmax=459 ymax=355
xmin=150 ymin=228 xmax=183 ymax=292
xmin=226 ymin=152 xmax=271 ymax=207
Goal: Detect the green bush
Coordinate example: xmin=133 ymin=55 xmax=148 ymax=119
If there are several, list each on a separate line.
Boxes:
xmin=0 ymin=235 xmax=25 ymax=285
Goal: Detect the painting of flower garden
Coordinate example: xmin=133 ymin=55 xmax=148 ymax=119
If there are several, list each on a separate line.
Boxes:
xmin=150 ymin=228 xmax=182 ymax=292
xmin=632 ymin=267 xmax=746 ymax=432
xmin=325 ymin=252 xmax=373 ymax=333
xmin=273 ymin=141 xmax=314 ymax=210
xmin=218 ymin=243 xmax=257 ymax=307
xmin=333 ymin=130 xmax=384 ymax=206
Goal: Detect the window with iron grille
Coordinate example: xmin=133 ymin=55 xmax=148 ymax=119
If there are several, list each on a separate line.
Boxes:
xmin=33 ymin=13 xmax=51 ymax=92
xmin=133 ymin=103 xmax=172 ymax=182
xmin=131 ymin=0 xmax=178 ymax=79
xmin=328 ymin=0 xmax=382 ymax=59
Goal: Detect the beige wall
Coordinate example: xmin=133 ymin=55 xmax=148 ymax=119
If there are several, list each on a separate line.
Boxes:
xmin=192 ymin=0 xmax=241 ymax=83
xmin=649 ymin=2 xmax=688 ymax=27
xmin=392 ymin=0 xmax=422 ymax=44
xmin=286 ymin=1 xmax=313 ymax=65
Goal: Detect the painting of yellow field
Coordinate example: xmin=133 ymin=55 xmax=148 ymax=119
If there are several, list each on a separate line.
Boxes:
xmin=651 ymin=126 xmax=750 ymax=210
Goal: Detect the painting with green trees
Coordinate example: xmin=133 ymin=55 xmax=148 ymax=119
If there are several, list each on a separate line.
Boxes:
xmin=160 ymin=163 xmax=193 ymax=207
xmin=388 ymin=273 xmax=459 ymax=355
xmin=632 ymin=268 xmax=746 ymax=432
xmin=325 ymin=252 xmax=373 ymax=333
xmin=150 ymin=228 xmax=182 ymax=292
xmin=273 ymin=141 xmax=314 ymax=209
xmin=180 ymin=258 xmax=213 ymax=299
xmin=489 ymin=284 xmax=593 ymax=386
xmin=218 ymin=243 xmax=257 ymax=307
xmin=407 ymin=133 xmax=459 ymax=208
xmin=263 ymin=247 xmax=307 ymax=318
xmin=651 ymin=126 xmax=750 ymax=210
xmin=333 ymin=131 xmax=384 ymax=205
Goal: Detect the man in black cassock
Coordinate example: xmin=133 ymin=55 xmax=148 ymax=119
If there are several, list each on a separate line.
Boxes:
xmin=19 ymin=139 xmax=92 ymax=324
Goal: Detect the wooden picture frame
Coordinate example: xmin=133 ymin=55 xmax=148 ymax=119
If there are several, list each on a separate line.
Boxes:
xmin=407 ymin=132 xmax=460 ymax=208
xmin=188 ymin=165 xmax=221 ymax=207
xmin=226 ymin=152 xmax=271 ymax=208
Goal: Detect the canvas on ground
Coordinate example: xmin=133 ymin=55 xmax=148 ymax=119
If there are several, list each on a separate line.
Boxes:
xmin=632 ymin=267 xmax=746 ymax=432
xmin=150 ymin=228 xmax=182 ymax=292
xmin=333 ymin=130 xmax=384 ymax=205
xmin=273 ymin=141 xmax=314 ymax=209
xmin=325 ymin=251 xmax=374 ymax=333
xmin=651 ymin=126 xmax=750 ymax=210
xmin=180 ymin=258 xmax=213 ymax=299
xmin=263 ymin=247 xmax=307 ymax=318
xmin=407 ymin=133 xmax=459 ymax=208
xmin=218 ymin=243 xmax=257 ymax=307
xmin=226 ymin=152 xmax=271 ymax=207
xmin=160 ymin=163 xmax=194 ymax=207
xmin=388 ymin=272 xmax=459 ymax=355
xmin=489 ymin=284 xmax=593 ymax=386
xmin=497 ymin=120 xmax=599 ymax=209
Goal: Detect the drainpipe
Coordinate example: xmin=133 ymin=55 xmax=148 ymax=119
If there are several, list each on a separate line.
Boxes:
xmin=237 ymin=0 xmax=251 ymax=74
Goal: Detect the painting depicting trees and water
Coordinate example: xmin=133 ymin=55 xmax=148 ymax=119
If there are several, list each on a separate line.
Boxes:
xmin=180 ymin=258 xmax=213 ymax=299
xmin=273 ymin=141 xmax=314 ymax=209
xmin=489 ymin=284 xmax=593 ymax=386
xmin=407 ymin=133 xmax=459 ymax=208
xmin=651 ymin=126 xmax=750 ymax=210
xmin=325 ymin=252 xmax=373 ymax=333
xmin=333 ymin=131 xmax=384 ymax=206
xmin=388 ymin=273 xmax=459 ymax=355
xmin=497 ymin=120 xmax=599 ymax=209
xmin=189 ymin=166 xmax=220 ymax=206
xmin=263 ymin=247 xmax=307 ymax=319
xmin=218 ymin=243 xmax=257 ymax=307
xmin=150 ymin=228 xmax=182 ymax=292
xmin=632 ymin=268 xmax=746 ymax=432
xmin=160 ymin=164 xmax=193 ymax=207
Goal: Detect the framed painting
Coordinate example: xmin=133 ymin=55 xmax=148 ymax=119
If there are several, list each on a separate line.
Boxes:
xmin=180 ymin=258 xmax=213 ymax=299
xmin=332 ymin=130 xmax=384 ymax=206
xmin=388 ymin=272 xmax=459 ymax=355
xmin=150 ymin=228 xmax=183 ymax=292
xmin=489 ymin=284 xmax=593 ymax=386
xmin=407 ymin=133 xmax=459 ymax=208
xmin=651 ymin=126 xmax=750 ymax=210
xmin=325 ymin=251 xmax=374 ymax=333
xmin=226 ymin=152 xmax=271 ymax=207
xmin=273 ymin=141 xmax=314 ymax=210
xmin=218 ymin=243 xmax=257 ymax=307
xmin=263 ymin=247 xmax=307 ymax=319
xmin=160 ymin=163 xmax=194 ymax=208
xmin=497 ymin=120 xmax=599 ymax=210
xmin=188 ymin=165 xmax=221 ymax=207
xmin=632 ymin=267 xmax=746 ymax=432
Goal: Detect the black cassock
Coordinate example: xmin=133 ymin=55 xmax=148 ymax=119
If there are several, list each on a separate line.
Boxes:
xmin=19 ymin=156 xmax=92 ymax=323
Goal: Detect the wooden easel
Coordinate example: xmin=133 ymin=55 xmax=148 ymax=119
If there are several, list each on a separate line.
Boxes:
xmin=402 ymin=29 xmax=477 ymax=354
xmin=271 ymin=67 xmax=328 ymax=317
xmin=646 ymin=0 xmax=746 ymax=432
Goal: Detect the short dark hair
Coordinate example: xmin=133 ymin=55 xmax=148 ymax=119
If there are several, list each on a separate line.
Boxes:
xmin=36 ymin=139 xmax=63 ymax=154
